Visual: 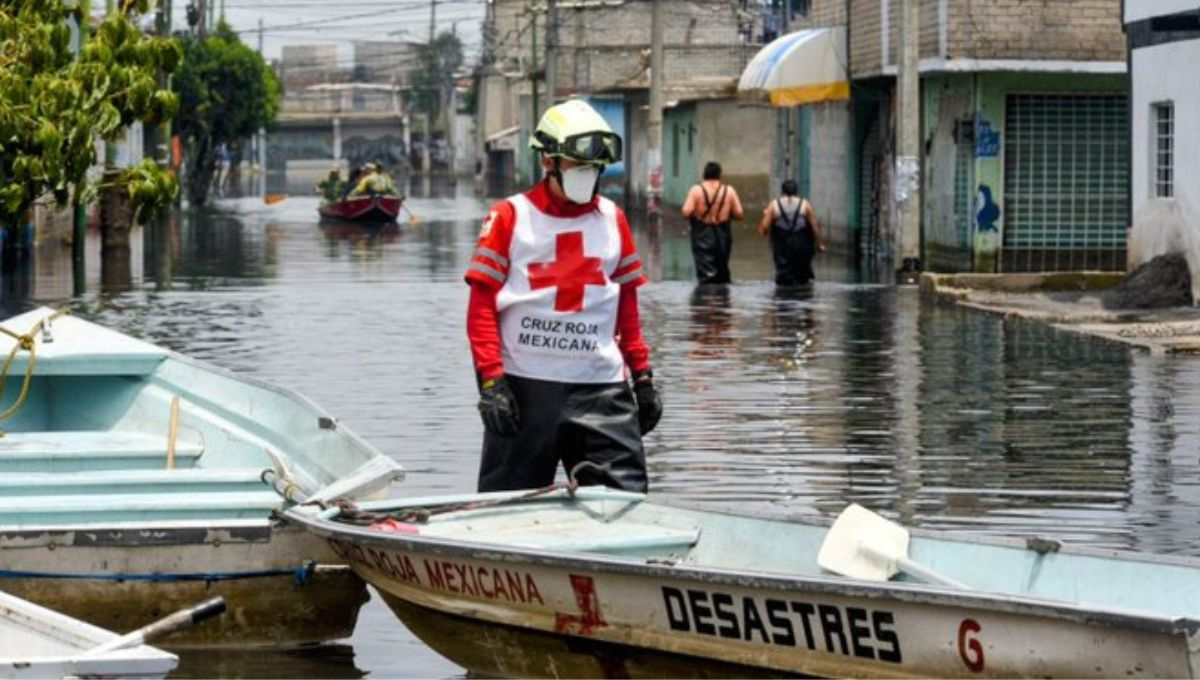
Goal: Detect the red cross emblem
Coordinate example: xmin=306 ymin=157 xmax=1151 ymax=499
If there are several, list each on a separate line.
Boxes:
xmin=527 ymin=232 xmax=605 ymax=313
xmin=553 ymin=574 xmax=608 ymax=635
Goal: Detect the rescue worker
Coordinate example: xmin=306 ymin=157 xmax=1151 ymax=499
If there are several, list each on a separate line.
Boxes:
xmin=681 ymin=161 xmax=743 ymax=284
xmin=464 ymin=99 xmax=662 ymax=493
xmin=316 ymin=166 xmax=343 ymax=203
xmin=353 ymin=162 xmax=398 ymax=197
xmin=756 ymin=179 xmax=825 ymax=286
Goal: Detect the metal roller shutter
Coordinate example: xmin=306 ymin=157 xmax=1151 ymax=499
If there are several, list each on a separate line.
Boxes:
xmin=1002 ymin=94 xmax=1129 ymax=272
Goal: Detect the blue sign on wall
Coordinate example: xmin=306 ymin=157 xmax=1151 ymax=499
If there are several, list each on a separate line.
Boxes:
xmin=975 ymin=120 xmax=1000 ymax=158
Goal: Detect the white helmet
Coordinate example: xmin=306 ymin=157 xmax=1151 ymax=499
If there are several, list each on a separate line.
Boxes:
xmin=530 ymin=99 xmax=622 ymax=164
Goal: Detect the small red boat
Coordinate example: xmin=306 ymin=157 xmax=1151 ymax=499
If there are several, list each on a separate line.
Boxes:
xmin=318 ymin=195 xmax=403 ymax=223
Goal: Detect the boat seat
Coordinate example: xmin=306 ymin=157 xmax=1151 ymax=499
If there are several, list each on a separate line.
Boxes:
xmin=485 ymin=523 xmax=701 ymax=555
xmin=0 ymin=490 xmax=283 ymax=525
xmin=0 ymin=432 xmax=203 ymax=473
xmin=0 ymin=468 xmax=269 ymax=496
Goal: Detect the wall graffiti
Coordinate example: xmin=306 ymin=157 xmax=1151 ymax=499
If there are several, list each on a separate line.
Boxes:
xmin=974 ymin=184 xmax=1000 ymax=233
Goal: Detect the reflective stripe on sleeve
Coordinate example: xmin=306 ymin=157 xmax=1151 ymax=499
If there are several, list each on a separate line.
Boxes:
xmin=475 ymin=247 xmax=509 ymax=269
xmin=612 ymin=267 xmax=644 ymax=285
xmin=617 ymin=254 xmax=640 ymax=269
xmin=469 ymin=261 xmax=506 ymax=284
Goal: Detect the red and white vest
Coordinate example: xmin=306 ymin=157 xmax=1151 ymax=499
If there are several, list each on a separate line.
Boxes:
xmin=495 ymin=194 xmax=631 ymax=383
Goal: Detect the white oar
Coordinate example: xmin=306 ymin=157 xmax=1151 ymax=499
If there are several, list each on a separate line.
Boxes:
xmin=82 ymin=597 xmax=227 ymax=656
xmin=817 ymin=504 xmax=968 ymax=589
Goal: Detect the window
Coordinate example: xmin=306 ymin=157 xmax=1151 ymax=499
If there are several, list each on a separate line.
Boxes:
xmin=1154 ymin=102 xmax=1174 ymax=198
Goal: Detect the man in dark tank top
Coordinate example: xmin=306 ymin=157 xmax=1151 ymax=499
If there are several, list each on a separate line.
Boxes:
xmin=756 ymin=180 xmax=825 ymax=286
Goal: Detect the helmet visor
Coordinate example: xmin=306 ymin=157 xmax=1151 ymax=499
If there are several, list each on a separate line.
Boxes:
xmin=561 ymin=131 xmax=623 ymax=164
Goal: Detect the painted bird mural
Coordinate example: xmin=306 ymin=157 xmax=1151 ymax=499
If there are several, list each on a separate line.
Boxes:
xmin=975 ymin=184 xmax=1000 ymax=233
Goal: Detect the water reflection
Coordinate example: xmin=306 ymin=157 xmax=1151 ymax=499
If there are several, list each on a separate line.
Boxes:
xmin=172 ymin=644 xmax=365 ymax=679
xmin=2 ymin=188 xmax=1200 ymax=678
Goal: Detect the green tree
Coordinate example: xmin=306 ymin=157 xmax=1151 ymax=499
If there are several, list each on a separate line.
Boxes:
xmin=172 ymin=21 xmax=280 ymax=206
xmin=410 ymin=31 xmax=464 ymax=126
xmin=0 ymin=0 xmax=182 ymax=245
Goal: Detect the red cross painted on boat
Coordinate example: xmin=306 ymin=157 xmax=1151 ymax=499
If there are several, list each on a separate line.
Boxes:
xmin=553 ymin=574 xmax=608 ymax=635
xmin=527 ymin=232 xmax=605 ymax=313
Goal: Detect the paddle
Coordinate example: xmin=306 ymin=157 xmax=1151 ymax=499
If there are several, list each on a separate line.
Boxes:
xmin=82 ymin=597 xmax=227 ymax=656
xmin=401 ymin=201 xmax=419 ymax=226
xmin=817 ymin=503 xmax=968 ymax=589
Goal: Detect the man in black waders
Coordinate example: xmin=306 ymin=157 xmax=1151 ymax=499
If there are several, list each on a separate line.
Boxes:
xmin=463 ymin=99 xmax=663 ymax=493
xmin=757 ymin=180 xmax=825 ymax=286
xmin=681 ymin=162 xmax=743 ymax=284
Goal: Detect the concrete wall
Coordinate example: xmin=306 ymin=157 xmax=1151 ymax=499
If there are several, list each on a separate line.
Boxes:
xmin=850 ymin=0 xmax=1124 ymax=79
xmin=681 ymin=100 xmax=774 ymax=212
xmin=807 ymin=102 xmax=853 ymax=253
xmin=946 ymin=0 xmax=1125 ymax=62
xmin=1128 ymin=37 xmax=1200 ymax=302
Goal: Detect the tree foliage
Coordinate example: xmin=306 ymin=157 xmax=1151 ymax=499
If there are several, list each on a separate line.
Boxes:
xmin=410 ymin=31 xmax=463 ymax=123
xmin=172 ymin=21 xmax=280 ymax=205
xmin=0 ymin=0 xmax=182 ymax=231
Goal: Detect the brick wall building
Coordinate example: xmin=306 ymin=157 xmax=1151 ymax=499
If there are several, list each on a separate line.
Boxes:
xmin=479 ymin=0 xmax=771 ymax=205
xmin=758 ymin=0 xmax=1128 ymax=273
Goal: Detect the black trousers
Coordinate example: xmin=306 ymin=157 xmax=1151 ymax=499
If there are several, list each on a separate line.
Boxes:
xmin=690 ymin=220 xmax=733 ymax=284
xmin=770 ymin=225 xmax=815 ymax=287
xmin=478 ymin=375 xmax=648 ymax=493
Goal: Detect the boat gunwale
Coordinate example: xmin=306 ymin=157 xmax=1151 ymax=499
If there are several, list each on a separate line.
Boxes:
xmin=284 ymin=491 xmax=1200 ymax=638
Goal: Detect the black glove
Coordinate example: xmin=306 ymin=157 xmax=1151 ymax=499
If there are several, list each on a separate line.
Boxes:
xmin=632 ymin=370 xmax=662 ymax=435
xmin=478 ymin=376 xmax=520 ymax=437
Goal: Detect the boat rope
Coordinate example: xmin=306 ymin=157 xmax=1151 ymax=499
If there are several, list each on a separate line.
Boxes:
xmin=0 ymin=561 xmax=319 ymax=585
xmin=0 ymin=307 xmax=70 ymax=434
xmin=321 ymin=461 xmax=613 ymax=526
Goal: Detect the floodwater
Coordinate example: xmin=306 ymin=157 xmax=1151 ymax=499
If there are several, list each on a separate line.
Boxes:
xmin=4 ymin=182 xmax=1200 ymax=678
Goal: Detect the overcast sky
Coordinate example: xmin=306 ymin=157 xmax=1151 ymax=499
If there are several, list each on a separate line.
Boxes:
xmin=156 ymin=0 xmax=486 ymax=65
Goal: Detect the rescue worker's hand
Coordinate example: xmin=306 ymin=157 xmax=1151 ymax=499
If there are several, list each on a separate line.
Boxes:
xmin=478 ymin=376 xmax=520 ymax=437
xmin=632 ymin=370 xmax=662 ymax=435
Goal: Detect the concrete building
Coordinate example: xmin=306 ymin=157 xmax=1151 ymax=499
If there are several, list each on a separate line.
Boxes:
xmin=478 ymin=0 xmax=770 ymax=205
xmin=1124 ymin=1 xmax=1200 ymax=302
xmin=353 ymin=40 xmax=422 ymax=86
xmin=741 ymin=0 xmax=1129 ymax=272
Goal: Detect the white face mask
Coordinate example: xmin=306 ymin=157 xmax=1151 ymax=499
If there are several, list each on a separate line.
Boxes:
xmin=560 ymin=165 xmax=600 ymax=204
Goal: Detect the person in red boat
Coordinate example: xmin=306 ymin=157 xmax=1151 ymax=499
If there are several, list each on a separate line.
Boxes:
xmin=464 ymin=99 xmax=662 ymax=493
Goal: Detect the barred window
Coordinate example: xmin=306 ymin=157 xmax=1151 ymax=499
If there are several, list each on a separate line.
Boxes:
xmin=1154 ymin=102 xmax=1174 ymax=198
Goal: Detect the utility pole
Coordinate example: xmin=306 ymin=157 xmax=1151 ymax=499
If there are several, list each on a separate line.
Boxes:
xmin=529 ymin=4 xmax=540 ymax=184
xmin=422 ymin=0 xmax=437 ymax=175
xmin=781 ymin=1 xmax=792 ymax=182
xmin=896 ymin=0 xmax=921 ymax=282
xmin=197 ymin=0 xmax=207 ymax=39
xmin=545 ymin=0 xmax=558 ymax=105
xmin=646 ymin=0 xmax=664 ymax=218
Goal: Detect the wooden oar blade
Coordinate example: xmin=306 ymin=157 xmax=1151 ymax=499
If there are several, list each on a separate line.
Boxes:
xmin=817 ymin=503 xmax=909 ymax=582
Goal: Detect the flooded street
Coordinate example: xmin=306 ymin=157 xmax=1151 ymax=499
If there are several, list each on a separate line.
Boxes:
xmin=4 ymin=185 xmax=1200 ymax=677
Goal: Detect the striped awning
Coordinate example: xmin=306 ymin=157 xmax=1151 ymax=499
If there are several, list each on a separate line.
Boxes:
xmin=737 ymin=27 xmax=849 ymax=107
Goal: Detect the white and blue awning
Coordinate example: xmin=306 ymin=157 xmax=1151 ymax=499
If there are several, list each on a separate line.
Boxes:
xmin=738 ymin=27 xmax=849 ymax=107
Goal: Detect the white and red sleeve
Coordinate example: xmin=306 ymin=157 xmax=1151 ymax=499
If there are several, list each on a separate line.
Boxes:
xmin=464 ymin=201 xmax=516 ymax=290
xmin=465 ymin=202 xmax=516 ymax=379
xmin=611 ymin=209 xmax=648 ymax=288
xmin=611 ymin=208 xmax=651 ymax=374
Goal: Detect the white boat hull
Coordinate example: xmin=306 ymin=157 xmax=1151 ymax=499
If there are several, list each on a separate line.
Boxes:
xmin=0 ymin=590 xmax=177 ymax=679
xmin=327 ymin=536 xmax=1195 ymax=678
xmin=0 ymin=523 xmax=366 ymax=647
xmin=287 ymin=489 xmax=1200 ymax=678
